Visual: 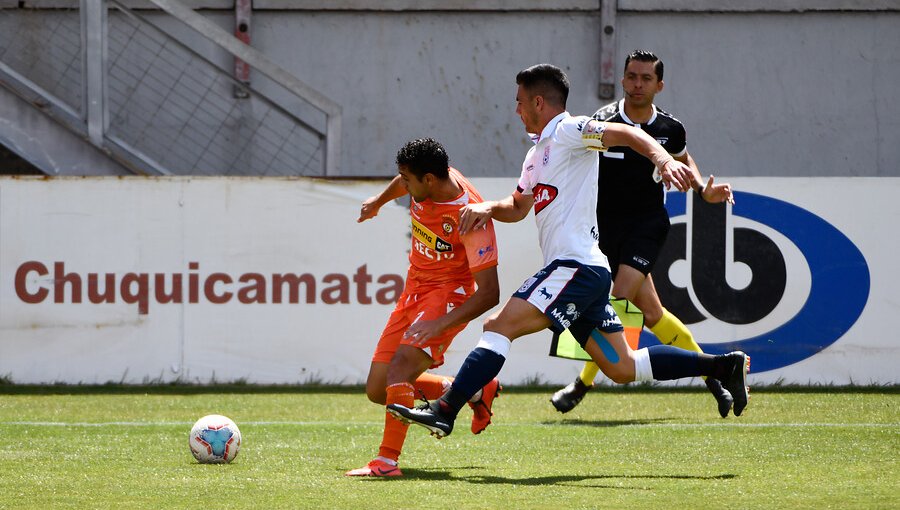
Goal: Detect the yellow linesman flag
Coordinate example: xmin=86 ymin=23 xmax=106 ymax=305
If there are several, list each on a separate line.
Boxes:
xmin=548 ymin=297 xmax=645 ymax=361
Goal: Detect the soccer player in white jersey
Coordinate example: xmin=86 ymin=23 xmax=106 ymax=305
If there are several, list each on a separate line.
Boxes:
xmin=388 ymin=64 xmax=750 ymax=439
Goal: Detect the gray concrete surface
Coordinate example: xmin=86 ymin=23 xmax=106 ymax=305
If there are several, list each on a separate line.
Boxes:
xmin=1 ymin=2 xmax=897 ymax=177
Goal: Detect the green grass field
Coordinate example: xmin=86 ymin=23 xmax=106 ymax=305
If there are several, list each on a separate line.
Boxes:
xmin=0 ymin=385 xmax=897 ymax=510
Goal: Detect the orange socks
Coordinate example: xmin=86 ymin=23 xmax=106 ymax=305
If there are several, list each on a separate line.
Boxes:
xmin=378 ymin=382 xmax=415 ymax=461
xmin=378 ymin=375 xmax=453 ymax=461
xmin=413 ymin=372 xmax=453 ymax=400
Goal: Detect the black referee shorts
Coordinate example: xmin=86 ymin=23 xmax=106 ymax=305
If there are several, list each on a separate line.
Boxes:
xmin=598 ymin=208 xmax=670 ymax=278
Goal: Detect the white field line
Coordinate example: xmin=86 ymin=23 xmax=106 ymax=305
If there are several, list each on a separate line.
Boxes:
xmin=0 ymin=421 xmax=897 ymax=429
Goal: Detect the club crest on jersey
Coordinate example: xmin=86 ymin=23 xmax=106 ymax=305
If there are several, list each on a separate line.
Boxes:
xmin=411 ymin=217 xmax=453 ymax=253
xmin=532 ymin=184 xmax=558 ymax=215
xmin=518 ymin=276 xmax=538 ymax=293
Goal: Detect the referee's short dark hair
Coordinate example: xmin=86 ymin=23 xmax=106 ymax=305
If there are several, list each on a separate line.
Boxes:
xmin=396 ymin=138 xmax=450 ymax=179
xmin=625 ymin=50 xmax=664 ymax=81
xmin=516 ymin=64 xmax=569 ymax=108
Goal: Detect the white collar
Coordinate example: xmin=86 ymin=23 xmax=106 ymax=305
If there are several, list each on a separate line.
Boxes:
xmin=618 ymin=98 xmax=657 ymax=126
xmin=530 ymin=111 xmax=570 ymax=144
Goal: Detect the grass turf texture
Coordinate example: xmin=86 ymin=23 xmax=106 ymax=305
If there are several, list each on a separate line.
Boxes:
xmin=0 ymin=386 xmax=896 ymax=509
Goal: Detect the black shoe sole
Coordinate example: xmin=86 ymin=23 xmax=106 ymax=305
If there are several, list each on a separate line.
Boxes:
xmin=387 ymin=406 xmax=451 ymax=438
xmin=729 ymin=353 xmax=751 ymax=417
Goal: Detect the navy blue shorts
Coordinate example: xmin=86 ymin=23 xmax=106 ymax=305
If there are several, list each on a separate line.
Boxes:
xmin=512 ymin=259 xmax=624 ymax=345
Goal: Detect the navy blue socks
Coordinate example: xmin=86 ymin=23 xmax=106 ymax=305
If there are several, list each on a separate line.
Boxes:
xmin=440 ymin=347 xmax=506 ymax=417
xmin=646 ymin=344 xmax=714 ymax=380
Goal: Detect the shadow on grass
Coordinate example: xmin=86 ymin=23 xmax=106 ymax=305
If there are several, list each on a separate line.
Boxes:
xmin=395 ymin=468 xmax=736 ymax=487
xmin=545 ymin=417 xmax=677 ymax=428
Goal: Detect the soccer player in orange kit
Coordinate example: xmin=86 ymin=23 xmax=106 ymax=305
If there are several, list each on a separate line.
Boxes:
xmin=345 ymin=138 xmax=501 ymax=477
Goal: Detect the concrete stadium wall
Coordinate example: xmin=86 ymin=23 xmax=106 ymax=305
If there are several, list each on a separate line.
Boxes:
xmin=251 ymin=7 xmax=900 ymax=178
xmin=1 ymin=2 xmax=897 ymax=178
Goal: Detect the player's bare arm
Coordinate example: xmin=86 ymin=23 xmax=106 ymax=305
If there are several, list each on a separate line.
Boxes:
xmin=358 ymin=175 xmax=408 ymax=223
xmin=678 ymin=151 xmax=735 ymax=205
xmin=458 ymin=191 xmax=533 ymax=235
xmin=404 ymin=266 xmax=500 ymax=344
xmin=599 ymin=122 xmax=692 ymax=192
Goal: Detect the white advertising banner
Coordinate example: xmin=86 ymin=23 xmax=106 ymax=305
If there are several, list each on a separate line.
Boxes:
xmin=0 ymin=176 xmax=895 ymax=385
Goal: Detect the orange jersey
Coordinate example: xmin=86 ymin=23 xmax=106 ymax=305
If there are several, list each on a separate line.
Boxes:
xmin=406 ymin=167 xmax=498 ymax=288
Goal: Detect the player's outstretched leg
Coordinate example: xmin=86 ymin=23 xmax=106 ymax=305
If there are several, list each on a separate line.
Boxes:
xmin=651 ymin=309 xmax=734 ymax=417
xmin=468 ymin=378 xmax=501 ymax=434
xmin=391 ymin=332 xmax=510 ymax=438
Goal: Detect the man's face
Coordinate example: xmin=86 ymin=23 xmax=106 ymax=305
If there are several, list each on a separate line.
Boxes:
xmin=515 ymin=84 xmax=541 ymax=134
xmin=398 ymin=165 xmax=429 ymax=201
xmin=622 ymin=60 xmax=663 ymax=108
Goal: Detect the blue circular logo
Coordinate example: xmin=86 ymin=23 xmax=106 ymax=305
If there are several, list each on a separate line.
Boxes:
xmin=642 ymin=191 xmax=870 ymax=372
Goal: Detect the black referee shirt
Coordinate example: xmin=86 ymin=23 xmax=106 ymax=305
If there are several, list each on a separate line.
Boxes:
xmin=592 ymin=100 xmax=687 ymax=216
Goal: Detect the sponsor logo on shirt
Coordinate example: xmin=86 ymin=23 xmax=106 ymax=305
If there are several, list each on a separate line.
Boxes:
xmin=411 ymin=218 xmax=452 ymax=253
xmin=532 ymin=184 xmax=558 ymax=215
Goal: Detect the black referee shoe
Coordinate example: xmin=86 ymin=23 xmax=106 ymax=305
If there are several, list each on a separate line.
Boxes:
xmin=705 ymin=377 xmax=734 ymax=418
xmin=550 ymin=377 xmax=592 ymax=413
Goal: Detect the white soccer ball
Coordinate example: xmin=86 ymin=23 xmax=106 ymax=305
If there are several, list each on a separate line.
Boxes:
xmin=189 ymin=414 xmax=242 ymax=464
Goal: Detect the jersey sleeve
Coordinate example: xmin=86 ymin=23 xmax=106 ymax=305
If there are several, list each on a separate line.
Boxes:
xmin=460 ymin=219 xmax=499 ymax=274
xmin=669 ymin=122 xmax=687 ymax=157
xmin=516 ymin=156 xmax=535 ymax=195
xmin=568 ymin=115 xmax=608 ymax=152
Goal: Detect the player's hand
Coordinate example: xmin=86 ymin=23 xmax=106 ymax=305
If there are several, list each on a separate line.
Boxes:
xmin=459 ymin=202 xmax=493 ymax=235
xmin=403 ymin=318 xmax=445 ymax=345
xmin=660 ymin=159 xmax=692 ymax=192
xmin=700 ymin=175 xmax=735 ymax=205
xmin=357 ymin=196 xmax=380 ymax=223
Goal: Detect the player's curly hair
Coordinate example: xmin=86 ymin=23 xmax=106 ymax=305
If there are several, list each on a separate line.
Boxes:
xmin=625 ymin=49 xmax=664 ymax=81
xmin=516 ymin=64 xmax=569 ymax=108
xmin=396 ymin=138 xmax=450 ymax=179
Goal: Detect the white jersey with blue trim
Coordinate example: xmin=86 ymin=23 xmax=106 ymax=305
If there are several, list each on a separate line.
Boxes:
xmin=516 ymin=112 xmax=610 ymax=269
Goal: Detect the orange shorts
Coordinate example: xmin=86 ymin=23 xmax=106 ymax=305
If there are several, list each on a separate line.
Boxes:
xmin=372 ymin=284 xmax=472 ymax=369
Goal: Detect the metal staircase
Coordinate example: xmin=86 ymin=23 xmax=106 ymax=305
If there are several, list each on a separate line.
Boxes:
xmin=0 ymin=0 xmax=341 ymax=176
